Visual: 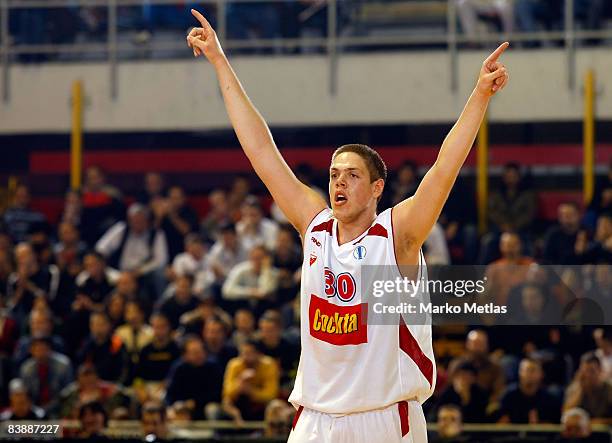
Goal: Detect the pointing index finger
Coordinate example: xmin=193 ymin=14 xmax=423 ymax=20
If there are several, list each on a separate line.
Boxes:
xmin=485 ymin=42 xmax=509 ymax=64
xmin=191 ymin=9 xmax=212 ymax=30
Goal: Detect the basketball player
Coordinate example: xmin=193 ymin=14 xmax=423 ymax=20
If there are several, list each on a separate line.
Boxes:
xmin=187 ymin=9 xmax=509 ymax=442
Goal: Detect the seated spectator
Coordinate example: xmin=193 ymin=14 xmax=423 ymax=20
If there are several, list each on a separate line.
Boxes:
xmin=77 ymin=310 xmax=129 ymax=384
xmin=454 ymin=0 xmax=514 ymax=43
xmin=481 ymin=163 xmax=536 ymax=263
xmin=430 ymin=404 xmax=468 ymax=443
xmin=433 ymin=361 xmax=489 ymax=423
xmin=171 ymin=233 xmax=213 ymax=295
xmin=157 ymin=274 xmax=200 ymax=330
xmin=448 ymin=330 xmax=505 ymax=408
xmin=54 ymin=221 xmax=86 ymax=271
xmin=152 ymin=186 xmax=199 ymax=261
xmin=114 ymin=299 xmax=153 ymax=374
xmin=202 ymin=315 xmax=237 ymax=372
xmin=386 ymin=161 xmax=420 ymax=207
xmin=506 ymin=283 xmax=560 ymax=325
xmin=236 ymin=196 xmax=279 ymax=252
xmin=2 ymin=184 xmax=47 ymax=243
xmin=6 ymin=242 xmax=59 ymax=330
xmin=222 ymin=245 xmax=279 ymax=314
xmin=19 ymin=336 xmax=73 ymax=408
xmin=543 ymin=202 xmax=582 ymax=264
xmin=272 ymin=225 xmax=302 ymax=305
xmin=134 ymin=312 xmax=180 ymax=401
xmin=222 ymin=339 xmax=279 ymax=422
xmin=96 ymin=203 xmax=168 ymax=282
xmin=137 ymin=172 xmax=166 ymax=206
xmin=497 ymin=358 xmax=561 ymax=423
xmin=485 ymin=232 xmax=535 ymax=307
xmin=80 ymin=166 xmax=124 ymax=247
xmin=106 ymin=291 xmax=126 ymax=330
xmin=564 ymin=352 xmax=612 ymax=424
xmin=77 ymin=400 xmax=108 ymax=439
xmin=262 ymin=399 xmax=294 ymax=438
xmin=0 ymin=378 xmax=46 ymax=420
xmin=55 ymin=364 xmax=130 ymax=420
xmin=256 ymin=310 xmax=299 ymax=391
xmin=201 ymin=189 xmax=232 ymax=242
xmin=208 ymin=222 xmax=247 ymax=288
xmin=575 ymin=212 xmax=612 ymax=264
xmin=179 ymin=291 xmax=233 ymax=336
xmin=424 ymin=222 xmax=451 ymax=265
xmin=232 ymin=308 xmax=256 ymax=348
xmin=75 ymin=252 xmax=118 ymax=309
xmin=111 ymin=271 xmax=140 ymax=301
xmin=593 ymin=328 xmax=612 ymax=381
xmin=13 ymin=308 xmax=65 ymax=367
xmin=141 ymin=401 xmax=169 ymax=441
xmin=558 ymin=408 xmax=593 ymax=441
xmin=227 ymin=176 xmax=251 ymax=221
xmin=165 ymin=335 xmax=223 ymax=420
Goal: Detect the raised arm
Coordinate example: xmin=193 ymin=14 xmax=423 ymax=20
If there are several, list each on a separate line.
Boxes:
xmin=187 ymin=10 xmax=326 ymax=236
xmin=393 ymin=43 xmax=510 ymax=261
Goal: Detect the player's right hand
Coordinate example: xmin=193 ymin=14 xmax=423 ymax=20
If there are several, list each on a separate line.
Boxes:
xmin=187 ymin=9 xmax=225 ymax=65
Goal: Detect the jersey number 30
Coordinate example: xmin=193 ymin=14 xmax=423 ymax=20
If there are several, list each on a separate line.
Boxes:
xmin=324 ymin=268 xmax=356 ymax=302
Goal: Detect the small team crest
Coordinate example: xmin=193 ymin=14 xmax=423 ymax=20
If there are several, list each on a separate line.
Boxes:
xmin=353 ymin=245 xmax=367 ymax=260
xmin=310 ymin=253 xmax=317 ymax=266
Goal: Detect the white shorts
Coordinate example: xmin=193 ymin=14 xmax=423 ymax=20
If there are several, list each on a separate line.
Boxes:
xmin=287 ymin=400 xmax=427 ymax=443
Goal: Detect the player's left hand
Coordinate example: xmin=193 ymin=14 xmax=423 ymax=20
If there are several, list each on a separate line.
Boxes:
xmin=476 ymin=42 xmax=510 ymax=96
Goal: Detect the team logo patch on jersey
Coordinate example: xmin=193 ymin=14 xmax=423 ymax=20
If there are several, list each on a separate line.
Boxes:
xmin=309 ymin=295 xmax=367 ymax=345
xmin=353 ymin=245 xmax=367 ymax=260
xmin=309 ymin=254 xmax=317 ymax=266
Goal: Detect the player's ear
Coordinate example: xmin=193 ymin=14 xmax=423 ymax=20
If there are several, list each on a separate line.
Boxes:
xmin=372 ymin=179 xmax=384 ymax=200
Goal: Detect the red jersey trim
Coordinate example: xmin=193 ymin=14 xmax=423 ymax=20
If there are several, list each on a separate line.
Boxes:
xmin=399 ymin=316 xmax=434 ymax=387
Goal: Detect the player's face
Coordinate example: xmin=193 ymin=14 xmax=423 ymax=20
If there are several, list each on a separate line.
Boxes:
xmin=329 ymin=152 xmax=381 ymax=222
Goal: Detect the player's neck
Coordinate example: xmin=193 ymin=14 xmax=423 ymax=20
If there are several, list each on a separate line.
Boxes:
xmin=336 ymin=212 xmax=377 ymax=245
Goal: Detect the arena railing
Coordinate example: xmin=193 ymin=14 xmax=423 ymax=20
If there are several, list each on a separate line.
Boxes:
xmin=1 ymin=0 xmax=611 ymax=102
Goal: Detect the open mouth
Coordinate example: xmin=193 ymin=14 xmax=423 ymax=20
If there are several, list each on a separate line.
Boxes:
xmin=334 ymin=192 xmax=348 ymax=206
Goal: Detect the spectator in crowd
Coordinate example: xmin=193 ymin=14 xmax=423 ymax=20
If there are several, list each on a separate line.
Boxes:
xmin=222 ymin=338 xmax=279 ymax=422
xmin=19 ymin=336 xmax=73 ymax=408
xmin=60 ymin=189 xmax=82 ymax=228
xmin=454 ymin=0 xmax=514 ymax=44
xmin=141 ymin=401 xmax=169 ymax=441
xmin=165 ymin=335 xmax=223 ymax=420
xmin=80 ymin=166 xmax=124 ymax=247
xmin=227 ymin=176 xmax=251 ymax=221
xmin=485 ymin=232 xmax=535 ymax=307
xmin=387 ymin=161 xmax=420 ymax=207
xmin=152 ymin=186 xmax=199 ymax=261
xmin=236 ymin=196 xmax=279 ymax=252
xmin=114 ymin=299 xmax=153 ymax=377
xmin=78 ymin=310 xmax=129 ymax=384
xmin=13 ymin=307 xmax=65 ymax=367
xmin=157 ymin=274 xmax=200 ymax=330
xmin=171 ymin=233 xmax=213 ymax=295
xmin=111 ymin=271 xmax=140 ymax=302
xmin=0 ymin=378 xmax=46 ymax=420
xmin=430 ymin=404 xmax=467 ymax=443
xmin=77 ymin=400 xmax=108 ymax=439
xmin=448 ymin=330 xmax=505 ymax=408
xmin=54 ymin=221 xmax=86 ymax=274
xmin=575 ymin=212 xmax=612 ymax=264
xmin=272 ymin=225 xmax=302 ymax=305
xmin=262 ymin=399 xmax=294 ymax=438
xmin=256 ymin=310 xmax=299 ymax=391
xmin=202 ymin=315 xmax=237 ymax=373
xmin=134 ymin=312 xmax=180 ymax=402
xmin=424 ymin=222 xmax=451 ymax=265
xmin=208 ymin=222 xmax=248 ymax=289
xmin=97 ymin=203 xmax=168 ymax=279
xmin=6 ymin=242 xmax=59 ymax=330
xmin=506 ymin=282 xmax=560 ymax=325
xmin=558 ymin=407 xmax=593 ymax=441
xmin=497 ymin=358 xmax=561 ymax=423
xmin=564 ymin=352 xmax=612 ymax=424
xmin=138 ymin=172 xmax=166 ymax=206
xmin=55 ymin=364 xmax=130 ymax=420
xmin=222 ymin=245 xmax=279 ymax=314
xmin=2 ymin=184 xmax=47 ymax=243
xmin=543 ymin=202 xmax=582 ymax=264
xmin=201 ymin=189 xmax=232 ymax=242
xmin=74 ymin=252 xmax=118 ymax=313
xmin=179 ymin=293 xmax=233 ymax=336
xmin=433 ymin=361 xmax=489 ymax=423
xmin=232 ymin=308 xmax=256 ymax=348
xmin=593 ymin=328 xmax=612 ymax=380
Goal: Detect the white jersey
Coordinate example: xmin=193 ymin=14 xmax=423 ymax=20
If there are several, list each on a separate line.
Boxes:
xmin=289 ymin=208 xmax=436 ymax=415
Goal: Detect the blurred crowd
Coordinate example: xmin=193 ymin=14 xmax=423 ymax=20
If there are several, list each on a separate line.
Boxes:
xmin=0 ymin=159 xmax=610 ymax=440
xmin=6 ymin=0 xmax=612 ymax=62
